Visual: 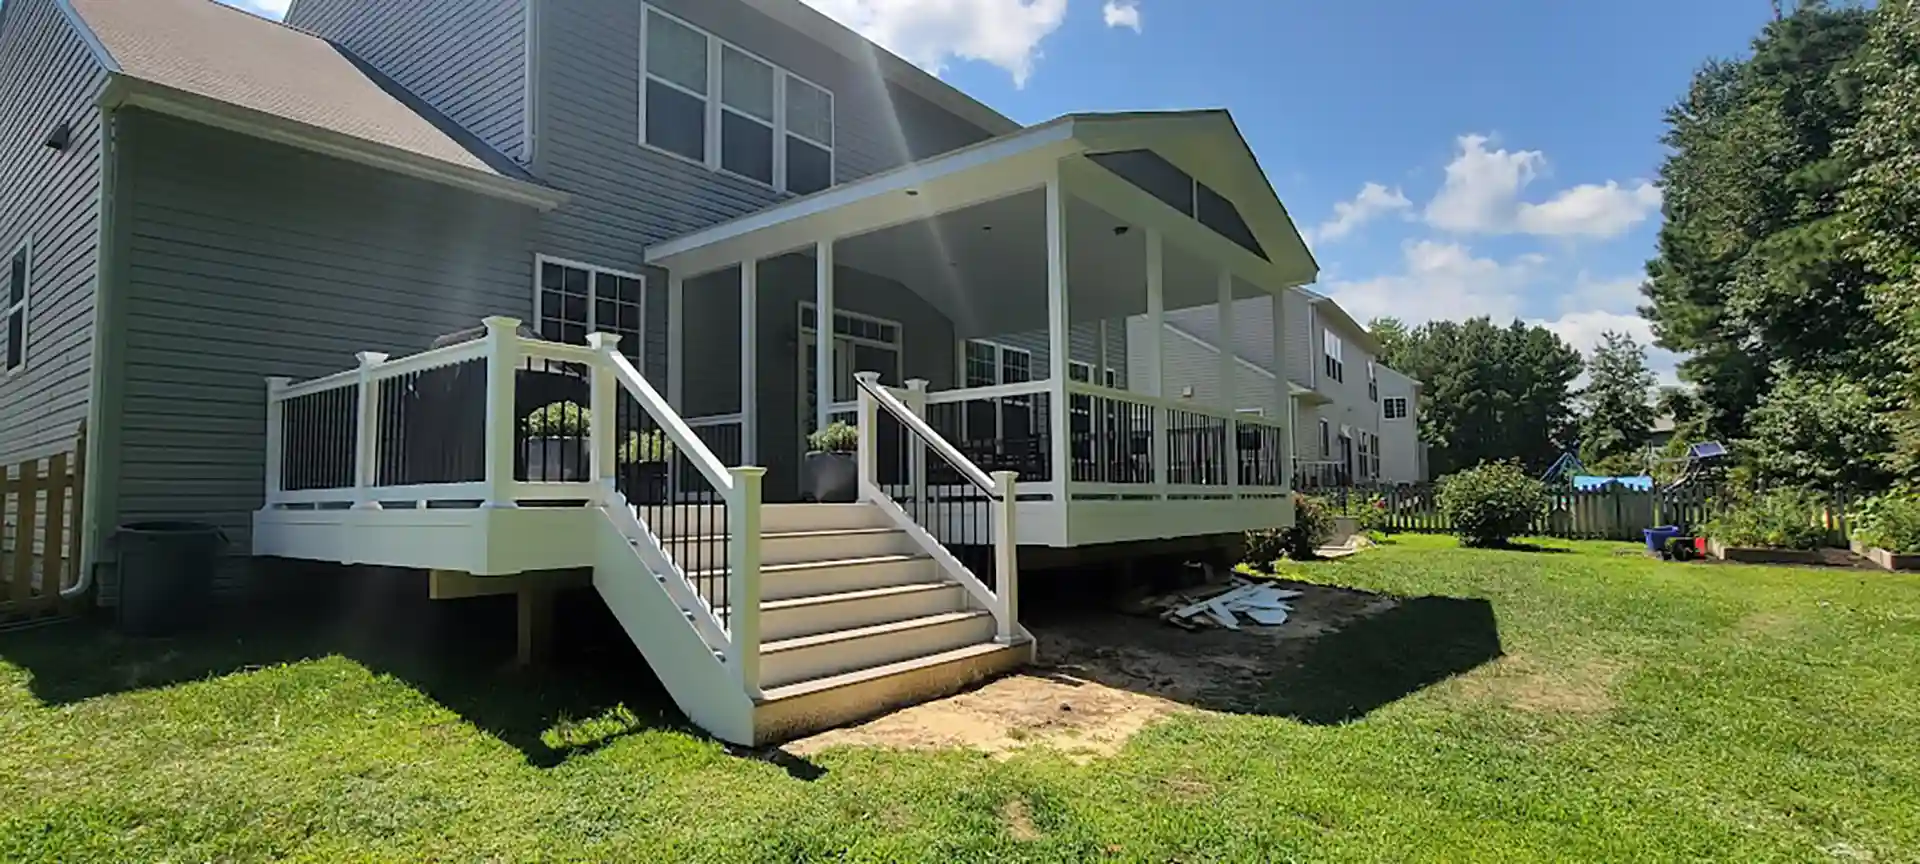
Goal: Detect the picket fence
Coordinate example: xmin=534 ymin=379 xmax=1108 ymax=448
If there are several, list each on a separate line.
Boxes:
xmin=1329 ymin=481 xmax=1725 ymax=542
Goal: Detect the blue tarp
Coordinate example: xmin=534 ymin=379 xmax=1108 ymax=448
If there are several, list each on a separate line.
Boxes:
xmin=1572 ymin=475 xmax=1655 ymax=492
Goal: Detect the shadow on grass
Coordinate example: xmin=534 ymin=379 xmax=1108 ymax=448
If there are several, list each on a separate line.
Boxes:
xmin=1486 ymin=541 xmax=1573 ymax=554
xmin=0 ymin=566 xmax=723 ymax=769
xmin=1023 ymin=568 xmax=1504 ymax=725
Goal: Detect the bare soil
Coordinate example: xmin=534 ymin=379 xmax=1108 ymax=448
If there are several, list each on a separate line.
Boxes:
xmin=789 ymin=580 xmax=1421 ymax=761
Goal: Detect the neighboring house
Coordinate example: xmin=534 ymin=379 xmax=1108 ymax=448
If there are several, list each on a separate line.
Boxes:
xmin=0 ymin=0 xmax=1323 ymax=744
xmin=1128 ymin=288 xmax=1427 ymax=487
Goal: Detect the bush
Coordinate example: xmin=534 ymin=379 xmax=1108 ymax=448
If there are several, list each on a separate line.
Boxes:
xmin=1854 ymin=494 xmax=1920 ymax=554
xmin=807 ymin=422 xmax=859 ymax=454
xmin=525 ymin=401 xmax=588 ymax=437
xmin=1705 ymin=488 xmax=1834 ymax=551
xmin=1437 ymin=461 xmax=1548 ymax=548
xmin=1244 ymin=493 xmax=1333 ymax=567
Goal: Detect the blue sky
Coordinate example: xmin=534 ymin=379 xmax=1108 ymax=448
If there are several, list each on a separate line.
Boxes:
xmin=227 ymin=0 xmax=1776 ymax=380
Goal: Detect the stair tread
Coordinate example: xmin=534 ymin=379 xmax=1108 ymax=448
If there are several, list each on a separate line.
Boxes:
xmin=673 ymin=527 xmax=906 ymax=543
xmin=757 ymin=638 xmax=1030 ymax=704
xmin=688 ymin=553 xmax=929 ymax=580
xmin=760 ymin=609 xmax=991 ymax=655
xmin=716 ymin=581 xmax=956 ymax=615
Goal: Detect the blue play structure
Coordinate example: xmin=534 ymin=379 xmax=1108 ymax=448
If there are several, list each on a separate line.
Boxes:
xmin=1541 ymin=452 xmax=1653 ymax=492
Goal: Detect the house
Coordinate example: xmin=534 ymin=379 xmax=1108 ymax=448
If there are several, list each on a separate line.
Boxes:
xmin=1127 ymin=289 xmax=1427 ymax=488
xmin=0 ymin=0 xmax=1319 ymax=744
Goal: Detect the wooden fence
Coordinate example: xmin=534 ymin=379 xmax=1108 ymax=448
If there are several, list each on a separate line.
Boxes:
xmin=1 ymin=424 xmax=87 ymax=624
xmin=1327 ymin=481 xmax=1725 ymax=542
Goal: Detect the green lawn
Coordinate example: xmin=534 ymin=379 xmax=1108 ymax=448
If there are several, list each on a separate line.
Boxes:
xmin=4 ymin=536 xmax=1918 ymax=862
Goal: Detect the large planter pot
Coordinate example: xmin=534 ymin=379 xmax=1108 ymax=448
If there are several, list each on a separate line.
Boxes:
xmin=521 ymin=437 xmax=587 ymax=482
xmin=804 ymin=451 xmax=859 ymax=503
xmin=623 ymin=462 xmax=670 ymax=505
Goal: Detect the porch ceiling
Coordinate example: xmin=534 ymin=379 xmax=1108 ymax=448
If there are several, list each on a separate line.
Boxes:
xmin=832 ymin=188 xmax=1263 ymax=337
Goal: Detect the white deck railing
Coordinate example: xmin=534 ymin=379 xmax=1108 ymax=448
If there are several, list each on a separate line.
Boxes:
xmin=262 ymin=317 xmax=767 ymax=694
xmin=854 ymin=373 xmax=1023 ymax=644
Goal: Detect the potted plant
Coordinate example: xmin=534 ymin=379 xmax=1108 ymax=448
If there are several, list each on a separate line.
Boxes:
xmin=804 ymin=422 xmax=860 ymax=503
xmin=620 ymin=429 xmax=675 ymax=505
xmin=1851 ymin=494 xmax=1920 ymax=571
xmin=522 ymin=401 xmax=590 ymax=482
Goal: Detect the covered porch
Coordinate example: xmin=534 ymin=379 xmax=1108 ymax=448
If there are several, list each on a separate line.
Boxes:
xmin=651 ymin=112 xmax=1316 ymax=547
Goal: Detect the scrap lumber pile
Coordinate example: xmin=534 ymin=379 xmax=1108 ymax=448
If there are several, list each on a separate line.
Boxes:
xmin=1151 ymin=579 xmax=1304 ymax=631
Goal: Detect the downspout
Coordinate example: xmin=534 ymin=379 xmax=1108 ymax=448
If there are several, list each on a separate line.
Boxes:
xmin=68 ymin=99 xmax=120 ymax=602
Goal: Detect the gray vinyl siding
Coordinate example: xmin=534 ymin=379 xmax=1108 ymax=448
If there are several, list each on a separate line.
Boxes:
xmin=1126 ymin=319 xmax=1283 ymax=417
xmin=288 ymin=0 xmax=529 ymax=161
xmin=1282 ymin=290 xmax=1312 ymax=388
xmin=529 ymin=0 xmax=995 ymax=401
xmin=0 ymin=0 xmax=106 ymax=465
xmin=108 ymin=110 xmax=540 ymax=590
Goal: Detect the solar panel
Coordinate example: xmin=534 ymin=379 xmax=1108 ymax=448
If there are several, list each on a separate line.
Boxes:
xmin=1689 ymin=441 xmax=1729 ymax=460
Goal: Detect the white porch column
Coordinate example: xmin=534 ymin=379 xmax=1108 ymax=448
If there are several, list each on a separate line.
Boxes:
xmin=740 ymin=261 xmax=758 ymax=464
xmin=815 ymin=241 xmax=835 ymax=433
xmin=586 ymin=332 xmax=621 ymax=504
xmin=1045 ymin=174 xmax=1071 ymax=491
xmin=1273 ymin=293 xmax=1292 ymax=487
xmin=481 ymin=316 xmax=523 ymax=509
xmin=1145 ymin=229 xmax=1167 ymax=489
xmin=1218 ymin=270 xmax=1238 ymax=492
xmin=667 ymin=273 xmax=684 ymax=411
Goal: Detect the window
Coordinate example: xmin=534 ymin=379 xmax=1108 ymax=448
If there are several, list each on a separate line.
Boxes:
xmin=966 ymin=340 xmax=1038 ymax=441
xmin=4 ymin=243 xmax=26 ymax=374
xmin=641 ymin=6 xmax=834 ymax=195
xmin=1323 ymin=330 xmax=1345 ymax=383
xmin=535 ymin=257 xmax=644 ymax=364
xmin=1370 ymin=432 xmax=1382 ymax=479
xmin=1367 ymin=362 xmax=1378 ymax=403
xmin=1384 ymin=397 xmax=1409 ymax=421
xmin=1087 ymin=149 xmax=1269 ymax=261
xmin=1319 ymin=418 xmax=1330 ymax=458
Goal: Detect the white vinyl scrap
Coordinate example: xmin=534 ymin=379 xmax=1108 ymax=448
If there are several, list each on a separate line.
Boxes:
xmin=1169 ymin=581 xmax=1304 ymax=629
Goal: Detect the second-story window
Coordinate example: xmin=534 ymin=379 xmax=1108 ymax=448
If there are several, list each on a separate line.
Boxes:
xmin=642 ymin=6 xmax=836 ymax=195
xmin=1384 ymin=397 xmax=1409 ymax=421
xmin=1323 ymin=330 xmax=1345 ymax=383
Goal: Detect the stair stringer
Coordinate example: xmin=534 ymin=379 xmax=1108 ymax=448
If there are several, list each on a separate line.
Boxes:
xmin=592 ymin=508 xmax=755 ymax=745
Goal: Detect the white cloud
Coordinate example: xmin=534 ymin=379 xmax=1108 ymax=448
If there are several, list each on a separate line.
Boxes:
xmin=1322 ymin=240 xmax=1541 ymax=327
xmin=1309 ymin=182 xmax=1411 ymax=245
xmin=1534 ymin=309 xmax=1681 ymax=385
xmin=1424 ymin=135 xmax=1662 ymax=239
xmin=1103 ymin=0 xmax=1142 ymax=31
xmin=801 ymin=0 xmax=1069 ymax=87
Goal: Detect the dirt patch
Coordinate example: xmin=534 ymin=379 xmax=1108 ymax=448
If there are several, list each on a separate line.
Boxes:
xmin=788 ymin=669 xmax=1183 ymax=763
xmin=1459 ymin=654 xmax=1623 ymax=716
xmin=1000 ymin=798 xmax=1042 ymax=841
xmin=791 ymin=580 xmax=1488 ymax=760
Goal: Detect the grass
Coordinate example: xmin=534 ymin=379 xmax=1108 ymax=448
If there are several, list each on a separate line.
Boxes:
xmin=3 ymin=536 xmax=1919 ymax=861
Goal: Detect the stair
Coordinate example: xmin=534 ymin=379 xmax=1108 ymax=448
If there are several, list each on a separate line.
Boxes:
xmin=595 ymin=500 xmax=1030 ymax=746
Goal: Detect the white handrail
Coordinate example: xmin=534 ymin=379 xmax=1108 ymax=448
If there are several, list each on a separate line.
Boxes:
xmin=924 ymin=379 xmax=1051 ymax=404
xmin=855 ymin=373 xmax=1001 ymax=496
xmin=597 ymin=349 xmax=736 ymax=497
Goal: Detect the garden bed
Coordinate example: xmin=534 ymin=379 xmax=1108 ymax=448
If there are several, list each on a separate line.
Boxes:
xmin=1706 ymin=538 xmax=1842 ymax=566
xmin=1851 ymin=539 xmax=1920 ymax=572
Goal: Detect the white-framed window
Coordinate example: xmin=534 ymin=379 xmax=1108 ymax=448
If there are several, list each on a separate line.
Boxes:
xmin=965 ymin=339 xmax=1038 ymax=441
xmin=1319 ymin=418 xmax=1330 ymax=458
xmin=1370 ymin=432 xmax=1382 ymax=479
xmin=1384 ymin=397 xmax=1409 ymax=421
xmin=641 ymin=5 xmax=835 ymax=195
xmin=1323 ymin=330 xmax=1344 ymax=383
xmin=1367 ymin=361 xmax=1378 ymax=402
xmin=534 ymin=256 xmax=645 ymax=364
xmin=4 ymin=240 xmax=27 ymax=375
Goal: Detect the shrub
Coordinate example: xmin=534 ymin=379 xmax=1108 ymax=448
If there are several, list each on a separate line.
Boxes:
xmin=1854 ymin=494 xmax=1920 ymax=554
xmin=525 ymin=401 xmax=588 ymax=437
xmin=619 ymin=430 xmax=673 ymax=465
xmin=1437 ymin=461 xmax=1548 ymax=548
xmin=1243 ymin=492 xmax=1334 ymax=567
xmin=807 ymin=422 xmax=859 ymax=454
xmin=1705 ymin=488 xmax=1834 ymax=551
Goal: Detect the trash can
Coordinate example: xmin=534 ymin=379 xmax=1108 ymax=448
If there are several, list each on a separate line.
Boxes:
xmin=1643 ymin=525 xmax=1683 ymax=556
xmin=116 ymin=522 xmax=225 ymax=636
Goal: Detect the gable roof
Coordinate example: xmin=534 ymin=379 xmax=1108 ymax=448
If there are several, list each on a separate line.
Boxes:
xmin=63 ymin=0 xmax=563 ymax=209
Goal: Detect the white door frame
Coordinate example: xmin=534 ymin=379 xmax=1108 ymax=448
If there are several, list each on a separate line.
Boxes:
xmin=797 ymin=302 xmax=904 ymax=456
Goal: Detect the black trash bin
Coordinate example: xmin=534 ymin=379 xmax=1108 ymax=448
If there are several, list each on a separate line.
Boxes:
xmin=116 ymin=522 xmax=225 ymax=636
